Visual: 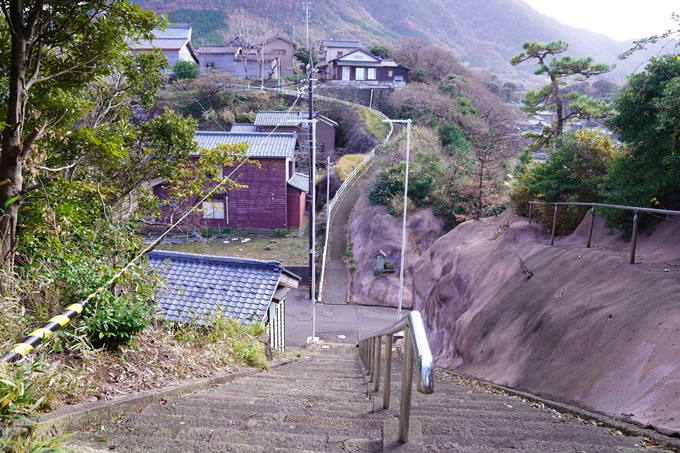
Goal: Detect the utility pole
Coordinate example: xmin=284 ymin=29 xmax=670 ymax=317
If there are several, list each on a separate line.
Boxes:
xmin=307 ymin=71 xmax=315 ymax=301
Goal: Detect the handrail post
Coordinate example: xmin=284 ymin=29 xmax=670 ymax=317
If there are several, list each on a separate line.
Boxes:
xmin=398 ymin=326 xmax=414 ymax=443
xmin=630 ymin=211 xmax=639 ymax=264
xmin=384 ymin=334 xmax=393 ymax=409
xmin=550 ymin=204 xmax=559 ymax=245
xmin=528 ymin=202 xmax=533 ymax=224
xmin=587 ymin=206 xmax=596 ymax=248
xmin=368 ymin=338 xmax=374 ymax=380
xmin=373 ymin=335 xmax=382 ymax=391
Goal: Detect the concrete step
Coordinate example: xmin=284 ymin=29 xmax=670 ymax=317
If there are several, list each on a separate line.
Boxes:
xmin=161 ymin=394 xmax=374 ymax=413
xmin=140 ymin=400 xmax=374 ymax=420
xmin=186 ymin=389 xmax=371 ymax=404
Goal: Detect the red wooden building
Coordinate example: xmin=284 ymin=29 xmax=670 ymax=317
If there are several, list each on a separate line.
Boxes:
xmin=154 ymin=131 xmax=308 ymax=231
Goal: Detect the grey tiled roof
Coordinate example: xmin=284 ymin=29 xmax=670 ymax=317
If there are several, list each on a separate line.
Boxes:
xmin=255 ymin=111 xmax=337 ymax=129
xmin=230 ymin=123 xmax=257 ymax=132
xmin=288 ymin=173 xmax=309 ymax=192
xmin=254 ymin=111 xmax=308 ymax=127
xmin=147 ymin=251 xmax=284 ymax=324
xmin=194 ymin=131 xmax=296 ymax=159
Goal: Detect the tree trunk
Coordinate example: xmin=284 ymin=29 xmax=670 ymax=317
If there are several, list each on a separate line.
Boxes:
xmin=1 ymin=2 xmax=35 ymax=272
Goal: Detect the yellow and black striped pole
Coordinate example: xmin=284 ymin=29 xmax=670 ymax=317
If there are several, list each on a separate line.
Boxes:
xmin=2 ymin=302 xmax=85 ymax=363
xmin=1 ymin=286 xmax=108 ymax=363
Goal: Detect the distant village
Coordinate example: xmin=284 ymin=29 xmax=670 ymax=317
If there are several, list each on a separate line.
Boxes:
xmin=132 ymin=24 xmax=411 ymax=86
xmin=133 ymin=23 xmax=620 ymax=232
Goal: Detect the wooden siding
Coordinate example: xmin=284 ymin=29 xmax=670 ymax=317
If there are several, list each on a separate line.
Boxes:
xmin=286 ymin=186 xmax=306 ymax=228
xmin=154 ymin=158 xmax=289 ymax=230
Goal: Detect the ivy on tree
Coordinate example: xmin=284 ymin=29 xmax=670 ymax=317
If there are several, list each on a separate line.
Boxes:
xmin=511 ymin=40 xmax=614 ymax=151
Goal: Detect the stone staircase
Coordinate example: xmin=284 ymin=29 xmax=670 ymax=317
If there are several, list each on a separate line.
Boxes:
xmin=63 ymin=343 xmax=671 ymax=453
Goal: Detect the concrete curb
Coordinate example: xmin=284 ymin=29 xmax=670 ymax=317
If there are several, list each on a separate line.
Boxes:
xmin=33 ymin=358 xmax=295 ymax=438
xmin=440 ymin=369 xmax=680 ymax=452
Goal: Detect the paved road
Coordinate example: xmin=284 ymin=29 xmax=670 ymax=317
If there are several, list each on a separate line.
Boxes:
xmin=321 ymin=160 xmax=381 ymax=305
xmin=286 ymin=288 xmax=402 ymax=347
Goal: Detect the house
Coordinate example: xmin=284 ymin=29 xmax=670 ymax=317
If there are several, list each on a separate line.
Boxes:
xmin=317 ymin=48 xmax=410 ymax=86
xmin=153 ymin=131 xmax=309 ymax=230
xmin=263 ymin=34 xmax=297 ymax=77
xmin=147 ymin=250 xmax=300 ymax=351
xmin=320 ymin=39 xmax=361 ymax=63
xmin=253 ymin=110 xmax=338 ymax=156
xmin=198 ymin=34 xmax=297 ymax=78
xmin=132 ymin=23 xmax=199 ymax=66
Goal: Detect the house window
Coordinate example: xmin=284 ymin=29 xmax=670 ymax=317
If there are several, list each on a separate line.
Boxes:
xmin=367 ymin=68 xmax=376 ymax=80
xmin=202 ymin=201 xmax=225 ymax=219
xmin=356 ymin=67 xmax=365 ymax=80
xmin=388 ymin=70 xmax=393 ymax=77
xmin=337 ymin=51 xmax=343 ymax=57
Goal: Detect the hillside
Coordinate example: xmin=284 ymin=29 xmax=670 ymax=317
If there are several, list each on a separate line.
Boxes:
xmin=133 ymin=0 xmax=667 ymax=82
xmin=412 ymin=212 xmax=680 ymax=435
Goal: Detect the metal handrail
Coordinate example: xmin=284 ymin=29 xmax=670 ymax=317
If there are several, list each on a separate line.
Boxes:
xmin=528 ymin=201 xmax=680 ymax=264
xmin=358 ymin=311 xmax=434 ymax=443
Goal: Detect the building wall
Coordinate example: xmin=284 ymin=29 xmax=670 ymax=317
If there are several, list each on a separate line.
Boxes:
xmin=286 ymin=186 xmax=306 ymax=229
xmin=178 ymin=45 xmax=198 ymax=64
xmin=266 ymin=38 xmax=295 ymax=77
xmin=154 ymin=157 xmax=289 ymax=230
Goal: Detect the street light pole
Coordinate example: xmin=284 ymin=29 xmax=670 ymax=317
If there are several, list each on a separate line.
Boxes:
xmin=382 ymin=119 xmax=412 ymax=319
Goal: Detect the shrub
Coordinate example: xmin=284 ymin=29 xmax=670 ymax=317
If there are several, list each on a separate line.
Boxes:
xmin=173 ymin=60 xmax=199 ymax=79
xmin=81 ymin=291 xmax=153 ymax=349
xmin=173 ymin=314 xmax=269 ymax=370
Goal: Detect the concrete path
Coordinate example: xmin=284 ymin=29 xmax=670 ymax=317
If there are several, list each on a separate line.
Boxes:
xmin=322 ymin=161 xmax=380 ymax=305
xmin=286 ymin=287 xmax=401 ymax=347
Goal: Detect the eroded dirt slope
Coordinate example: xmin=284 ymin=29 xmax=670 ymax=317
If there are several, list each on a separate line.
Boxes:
xmin=412 ymin=212 xmax=680 ymax=435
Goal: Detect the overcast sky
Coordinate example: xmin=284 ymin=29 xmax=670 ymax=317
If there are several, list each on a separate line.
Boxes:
xmin=521 ymin=0 xmax=678 ymax=42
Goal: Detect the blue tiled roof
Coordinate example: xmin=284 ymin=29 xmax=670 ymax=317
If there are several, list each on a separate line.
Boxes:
xmin=194 ymin=131 xmax=296 ymax=159
xmin=230 ymin=123 xmax=257 ymax=133
xmin=147 ymin=251 xmax=285 ymax=324
xmin=254 ymin=111 xmax=308 ymax=127
xmin=287 ymin=173 xmax=309 ymax=192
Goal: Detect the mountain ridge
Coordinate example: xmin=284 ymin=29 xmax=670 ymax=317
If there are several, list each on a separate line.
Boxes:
xmin=135 ymin=0 xmax=667 ymax=82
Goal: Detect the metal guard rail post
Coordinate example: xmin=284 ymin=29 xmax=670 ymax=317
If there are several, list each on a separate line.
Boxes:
xmin=528 ymin=201 xmax=680 ymax=264
xmin=358 ymin=311 xmax=434 ymax=443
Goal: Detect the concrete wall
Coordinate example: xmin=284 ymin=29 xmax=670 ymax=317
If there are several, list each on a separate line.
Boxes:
xmin=315 ymin=86 xmax=396 ymax=117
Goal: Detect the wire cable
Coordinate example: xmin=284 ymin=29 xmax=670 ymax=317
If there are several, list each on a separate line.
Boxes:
xmin=1 ymin=83 xmax=306 ymax=363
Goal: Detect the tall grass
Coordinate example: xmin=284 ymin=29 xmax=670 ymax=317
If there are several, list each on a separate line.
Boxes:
xmin=357 ymin=107 xmax=389 ymax=140
xmin=334 ymin=155 xmax=366 ymax=182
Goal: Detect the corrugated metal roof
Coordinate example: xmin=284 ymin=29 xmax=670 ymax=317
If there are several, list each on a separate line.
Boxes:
xmin=230 ymin=123 xmax=257 ymax=133
xmin=323 ymin=40 xmax=360 ymax=47
xmin=254 ymin=111 xmax=307 ymax=127
xmin=147 ymin=251 xmax=283 ymax=324
xmin=154 ymin=24 xmax=192 ymax=40
xmin=194 ymin=132 xmax=296 ymax=159
xmin=287 ymin=173 xmax=309 ymax=192
xmin=132 ymin=25 xmax=192 ymax=50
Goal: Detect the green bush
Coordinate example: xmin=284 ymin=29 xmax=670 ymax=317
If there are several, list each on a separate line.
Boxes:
xmin=368 ymin=161 xmax=435 ymax=207
xmin=173 ymin=60 xmax=199 ymax=80
xmin=509 ymin=130 xmax=617 ymax=234
xmin=81 ymin=291 xmax=152 ymax=349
